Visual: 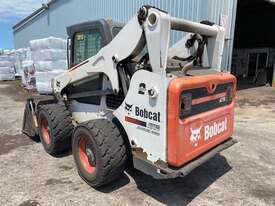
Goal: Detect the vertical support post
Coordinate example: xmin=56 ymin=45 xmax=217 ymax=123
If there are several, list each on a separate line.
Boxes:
xmin=272 ymin=62 xmax=275 ymax=87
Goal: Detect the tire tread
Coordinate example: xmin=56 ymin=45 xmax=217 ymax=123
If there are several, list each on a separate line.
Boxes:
xmin=38 ymin=104 xmax=74 ymax=154
xmin=77 ymin=119 xmax=127 ymax=187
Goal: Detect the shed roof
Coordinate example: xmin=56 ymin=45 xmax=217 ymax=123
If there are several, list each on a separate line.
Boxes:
xmin=12 ymin=0 xmax=58 ymax=31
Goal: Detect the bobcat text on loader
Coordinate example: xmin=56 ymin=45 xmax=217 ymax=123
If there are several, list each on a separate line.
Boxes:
xmin=23 ymin=6 xmax=237 ymax=187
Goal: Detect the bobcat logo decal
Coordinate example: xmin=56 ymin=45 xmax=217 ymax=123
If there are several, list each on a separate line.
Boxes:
xmin=190 ymin=126 xmax=202 ymax=147
xmin=125 ymin=102 xmax=133 ymax=114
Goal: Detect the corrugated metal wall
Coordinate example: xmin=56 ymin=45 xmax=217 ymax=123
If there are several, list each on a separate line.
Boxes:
xmin=13 ymin=0 xmax=237 ymax=69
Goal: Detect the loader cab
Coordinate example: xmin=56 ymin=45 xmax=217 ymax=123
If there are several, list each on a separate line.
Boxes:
xmin=64 ymin=19 xmax=124 ymax=107
xmin=67 ymin=19 xmax=123 ymax=68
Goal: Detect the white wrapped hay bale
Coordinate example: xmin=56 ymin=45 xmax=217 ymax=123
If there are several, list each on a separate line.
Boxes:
xmin=0 ymin=66 xmax=15 ymax=74
xmin=0 ymin=54 xmax=14 ymax=62
xmin=0 ymin=67 xmax=15 ymax=80
xmin=21 ymin=60 xmax=35 ymax=87
xmin=0 ymin=51 xmax=15 ymax=81
xmin=32 ymin=49 xmax=67 ymax=62
xmin=15 ymin=48 xmax=32 ymax=78
xmin=3 ymin=49 xmax=11 ymax=55
xmin=34 ymin=60 xmax=67 ymax=72
xmin=22 ymin=60 xmax=35 ymax=74
xmin=0 ymin=61 xmax=13 ymax=67
xmin=30 ymin=36 xmax=66 ymax=51
xmin=35 ymin=70 xmax=65 ymax=94
xmin=0 ymin=73 xmax=15 ymax=81
xmin=35 ymin=70 xmax=64 ymax=82
xmin=29 ymin=36 xmax=68 ymax=94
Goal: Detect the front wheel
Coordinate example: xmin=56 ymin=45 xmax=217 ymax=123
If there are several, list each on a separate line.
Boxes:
xmin=72 ymin=119 xmax=127 ymax=188
xmin=38 ymin=104 xmax=74 ymax=155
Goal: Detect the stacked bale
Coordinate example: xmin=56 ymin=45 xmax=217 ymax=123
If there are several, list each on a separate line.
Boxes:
xmin=30 ymin=37 xmax=68 ymax=94
xmin=14 ymin=48 xmax=33 ymax=87
xmin=15 ymin=48 xmax=31 ymax=76
xmin=0 ymin=50 xmax=16 ymax=81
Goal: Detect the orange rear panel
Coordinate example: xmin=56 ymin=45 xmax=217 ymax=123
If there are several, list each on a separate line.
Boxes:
xmin=167 ymin=73 xmax=236 ymax=167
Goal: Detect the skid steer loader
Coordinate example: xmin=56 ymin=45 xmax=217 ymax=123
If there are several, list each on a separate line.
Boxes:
xmin=23 ymin=6 xmax=237 ymax=187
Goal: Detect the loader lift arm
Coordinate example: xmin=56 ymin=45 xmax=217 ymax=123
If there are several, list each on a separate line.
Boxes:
xmin=52 ymin=6 xmax=225 ymax=99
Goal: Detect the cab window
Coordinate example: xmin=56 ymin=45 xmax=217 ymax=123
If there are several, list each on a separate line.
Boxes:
xmin=73 ymin=30 xmax=102 ymax=65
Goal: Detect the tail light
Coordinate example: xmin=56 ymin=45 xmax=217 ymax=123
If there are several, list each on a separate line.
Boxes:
xmin=226 ymin=85 xmax=233 ymax=103
xmin=180 ymin=93 xmax=192 ymax=118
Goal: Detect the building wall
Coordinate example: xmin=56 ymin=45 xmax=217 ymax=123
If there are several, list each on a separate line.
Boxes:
xmin=13 ymin=0 xmax=237 ymax=70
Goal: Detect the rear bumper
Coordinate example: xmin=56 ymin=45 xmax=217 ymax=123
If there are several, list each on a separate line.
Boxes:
xmin=133 ymin=138 xmax=236 ymax=179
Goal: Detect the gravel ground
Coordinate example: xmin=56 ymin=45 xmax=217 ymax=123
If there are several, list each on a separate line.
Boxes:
xmin=0 ymin=80 xmax=274 ymax=206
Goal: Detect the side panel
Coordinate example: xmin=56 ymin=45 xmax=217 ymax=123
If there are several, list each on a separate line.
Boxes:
xmin=167 ymin=73 xmax=236 ymax=167
xmin=114 ymin=70 xmax=169 ymax=162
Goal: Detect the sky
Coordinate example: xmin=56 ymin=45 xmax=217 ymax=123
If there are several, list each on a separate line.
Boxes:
xmin=0 ymin=0 xmax=47 ymax=49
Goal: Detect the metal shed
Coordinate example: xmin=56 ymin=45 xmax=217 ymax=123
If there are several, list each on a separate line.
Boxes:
xmin=13 ymin=0 xmax=237 ymax=70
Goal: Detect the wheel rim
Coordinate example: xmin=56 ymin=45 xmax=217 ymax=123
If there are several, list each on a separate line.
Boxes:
xmin=79 ymin=135 xmax=96 ymax=173
xmin=41 ymin=117 xmax=51 ymax=145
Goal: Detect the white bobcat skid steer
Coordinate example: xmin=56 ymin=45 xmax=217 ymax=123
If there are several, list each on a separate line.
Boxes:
xmin=23 ymin=6 xmax=236 ymax=188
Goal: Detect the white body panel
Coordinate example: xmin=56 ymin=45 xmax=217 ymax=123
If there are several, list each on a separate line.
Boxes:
xmin=114 ymin=70 xmax=172 ymax=162
xmin=70 ymin=101 xmax=103 ymax=123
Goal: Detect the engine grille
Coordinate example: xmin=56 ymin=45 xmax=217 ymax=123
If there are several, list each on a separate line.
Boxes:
xmin=106 ymin=92 xmax=124 ymax=110
xmin=180 ymin=82 xmax=233 ymax=118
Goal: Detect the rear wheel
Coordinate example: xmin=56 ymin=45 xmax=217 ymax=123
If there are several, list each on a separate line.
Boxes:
xmin=72 ymin=119 xmax=127 ymax=188
xmin=38 ymin=104 xmax=74 ymax=155
xmin=78 ymin=135 xmax=96 ymax=174
xmin=41 ymin=117 xmax=51 ymax=145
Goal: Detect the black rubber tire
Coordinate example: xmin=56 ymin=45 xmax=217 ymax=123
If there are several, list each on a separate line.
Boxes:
xmin=72 ymin=119 xmax=127 ymax=188
xmin=38 ymin=104 xmax=74 ymax=155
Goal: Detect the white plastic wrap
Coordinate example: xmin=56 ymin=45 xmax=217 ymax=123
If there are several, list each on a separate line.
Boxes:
xmin=32 ymin=49 xmax=67 ymax=62
xmin=15 ymin=48 xmax=32 ymax=77
xmin=0 ymin=66 xmax=15 ymax=74
xmin=22 ymin=60 xmax=35 ymax=74
xmin=20 ymin=60 xmax=35 ymax=86
xmin=0 ymin=52 xmax=15 ymax=81
xmin=0 ymin=73 xmax=15 ymax=81
xmin=30 ymin=36 xmax=66 ymax=51
xmin=27 ymin=37 xmax=68 ymax=92
xmin=0 ymin=55 xmax=14 ymax=62
xmin=35 ymin=70 xmax=64 ymax=82
xmin=24 ymin=75 xmax=36 ymax=90
xmin=35 ymin=70 xmax=65 ymax=94
xmin=34 ymin=60 xmax=67 ymax=72
xmin=3 ymin=50 xmax=11 ymax=55
xmin=0 ymin=61 xmax=13 ymax=67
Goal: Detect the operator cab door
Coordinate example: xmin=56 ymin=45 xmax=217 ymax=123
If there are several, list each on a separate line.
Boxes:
xmin=65 ymin=20 xmax=123 ymax=106
xmin=67 ymin=20 xmax=111 ymax=68
xmin=72 ymin=30 xmax=103 ymax=66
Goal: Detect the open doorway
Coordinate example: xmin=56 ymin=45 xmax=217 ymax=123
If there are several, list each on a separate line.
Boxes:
xmin=231 ymin=0 xmax=275 ymax=89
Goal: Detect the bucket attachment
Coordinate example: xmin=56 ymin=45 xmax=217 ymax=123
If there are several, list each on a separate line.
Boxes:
xmin=22 ymin=98 xmax=38 ymax=138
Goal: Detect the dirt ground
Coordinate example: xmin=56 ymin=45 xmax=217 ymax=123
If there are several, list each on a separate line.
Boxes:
xmin=0 ymin=80 xmax=274 ymax=206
